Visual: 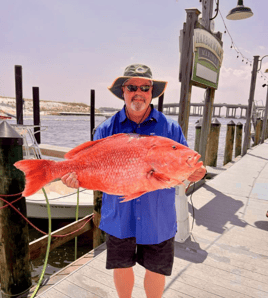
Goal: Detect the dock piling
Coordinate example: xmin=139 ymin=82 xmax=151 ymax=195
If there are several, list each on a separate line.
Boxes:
xmin=0 ymin=121 xmax=32 ymax=298
xmin=254 ymin=118 xmax=262 ymax=146
xmin=266 ymin=119 xmax=268 ymax=139
xmin=90 ymin=90 xmax=95 ymax=141
xmin=33 ymin=87 xmax=41 ymax=144
xmin=223 ymin=120 xmax=235 ymax=165
xmin=158 ymin=94 xmax=164 ymax=113
xmin=235 ymin=122 xmax=243 ymax=157
xmin=205 ymin=118 xmax=221 ymax=167
xmin=93 ymin=191 xmax=106 ymax=248
xmin=15 ymin=65 xmax=24 ymax=125
xmin=194 ymin=118 xmax=202 ymax=153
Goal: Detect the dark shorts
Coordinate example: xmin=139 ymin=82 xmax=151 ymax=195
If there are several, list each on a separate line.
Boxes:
xmin=105 ymin=234 xmax=175 ymax=276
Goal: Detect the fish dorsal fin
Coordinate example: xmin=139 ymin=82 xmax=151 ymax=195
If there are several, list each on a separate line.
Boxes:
xmin=64 ymin=133 xmax=126 ymax=159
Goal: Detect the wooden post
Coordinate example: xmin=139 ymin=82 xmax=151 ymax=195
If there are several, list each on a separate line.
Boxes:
xmin=199 ymin=88 xmax=216 ymax=164
xmin=197 ymin=0 xmax=219 ymax=164
xmin=201 ymin=0 xmax=214 ymax=30
xmin=93 ymin=191 xmax=106 ymax=248
xmin=205 ymin=118 xmax=221 ymax=167
xmin=33 ymin=87 xmax=41 ymax=144
xmin=235 ymin=122 xmax=243 ymax=157
xmin=260 ymin=85 xmax=268 ymax=143
xmin=223 ymin=120 xmax=235 ymax=165
xmin=194 ymin=118 xmax=202 ymax=153
xmin=90 ymin=90 xmax=95 ymax=141
xmin=254 ymin=118 xmax=262 ymax=146
xmin=242 ymin=56 xmax=259 ymax=156
xmin=266 ymin=119 xmax=268 ymax=139
xmin=0 ymin=121 xmax=32 ymax=298
xmin=15 ymin=65 xmax=24 ymax=125
xmin=178 ymin=8 xmax=200 ymax=138
xmin=158 ymin=94 xmax=164 ymax=112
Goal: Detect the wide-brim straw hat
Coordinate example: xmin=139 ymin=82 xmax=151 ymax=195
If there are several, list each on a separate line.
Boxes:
xmin=108 ymin=64 xmax=167 ymax=100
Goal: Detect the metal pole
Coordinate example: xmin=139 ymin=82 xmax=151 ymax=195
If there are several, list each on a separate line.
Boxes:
xmin=33 ymin=87 xmax=41 ymax=144
xmin=15 ymin=65 xmax=23 ymax=125
xmin=90 ymin=89 xmax=95 ymax=141
xmin=242 ymin=56 xmax=259 ymax=156
xmin=260 ymin=86 xmax=268 ymax=143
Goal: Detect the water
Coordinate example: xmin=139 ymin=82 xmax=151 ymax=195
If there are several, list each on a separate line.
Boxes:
xmin=4 ymin=114 xmax=247 ymax=286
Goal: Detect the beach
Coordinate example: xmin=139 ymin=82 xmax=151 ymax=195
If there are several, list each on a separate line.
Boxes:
xmin=0 ymin=96 xmax=93 ymax=117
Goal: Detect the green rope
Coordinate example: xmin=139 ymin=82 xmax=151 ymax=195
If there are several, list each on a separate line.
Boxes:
xmin=30 ymin=186 xmax=80 ymax=297
xmin=30 ymin=187 xmax=52 ymax=298
xmin=74 ymin=188 xmax=80 ymax=260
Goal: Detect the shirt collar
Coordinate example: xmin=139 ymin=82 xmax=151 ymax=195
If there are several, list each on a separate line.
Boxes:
xmin=119 ymin=104 xmax=160 ymax=123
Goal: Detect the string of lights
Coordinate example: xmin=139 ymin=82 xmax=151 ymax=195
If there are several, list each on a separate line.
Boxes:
xmin=216 ymin=3 xmax=268 ymax=82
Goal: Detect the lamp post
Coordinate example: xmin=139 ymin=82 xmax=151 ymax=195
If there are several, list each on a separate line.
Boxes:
xmin=226 ymin=0 xmax=253 ymax=20
xmin=260 ymin=84 xmax=268 ymax=144
xmin=242 ymin=55 xmax=268 ymax=155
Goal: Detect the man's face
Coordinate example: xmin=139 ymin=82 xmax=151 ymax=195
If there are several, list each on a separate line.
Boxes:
xmin=122 ymin=78 xmax=153 ymax=113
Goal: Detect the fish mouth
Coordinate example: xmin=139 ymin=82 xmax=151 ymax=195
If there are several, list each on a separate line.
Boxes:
xmin=186 ymin=153 xmax=202 ymax=168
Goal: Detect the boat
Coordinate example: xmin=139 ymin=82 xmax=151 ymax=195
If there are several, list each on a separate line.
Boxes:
xmin=12 ymin=124 xmax=94 ymax=219
xmin=26 ymin=180 xmax=94 ymax=219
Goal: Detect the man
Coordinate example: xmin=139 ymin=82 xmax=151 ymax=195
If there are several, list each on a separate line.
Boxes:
xmin=62 ymin=64 xmax=206 ymax=298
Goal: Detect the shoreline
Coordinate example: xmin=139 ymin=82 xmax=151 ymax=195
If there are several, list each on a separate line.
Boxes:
xmin=0 ymin=96 xmax=98 ymax=117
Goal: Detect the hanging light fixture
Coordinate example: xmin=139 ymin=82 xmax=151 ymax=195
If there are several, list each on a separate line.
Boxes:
xmin=226 ymin=0 xmax=253 ymax=20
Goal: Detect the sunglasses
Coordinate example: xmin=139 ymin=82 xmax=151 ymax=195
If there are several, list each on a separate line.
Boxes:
xmin=124 ymin=84 xmax=152 ymax=92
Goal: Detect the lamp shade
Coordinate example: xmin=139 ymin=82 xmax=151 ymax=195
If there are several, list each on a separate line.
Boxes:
xmin=226 ymin=0 xmax=253 ymax=20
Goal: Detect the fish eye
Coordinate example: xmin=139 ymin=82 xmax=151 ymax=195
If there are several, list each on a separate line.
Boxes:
xmin=172 ymin=145 xmax=177 ymax=150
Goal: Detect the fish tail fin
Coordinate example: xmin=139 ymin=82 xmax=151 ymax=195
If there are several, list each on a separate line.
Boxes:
xmin=14 ymin=159 xmax=58 ymax=197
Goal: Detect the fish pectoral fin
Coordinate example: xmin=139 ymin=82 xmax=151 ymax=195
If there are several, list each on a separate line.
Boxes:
xmin=119 ymin=191 xmax=147 ymax=203
xmin=147 ymin=169 xmax=171 ymax=183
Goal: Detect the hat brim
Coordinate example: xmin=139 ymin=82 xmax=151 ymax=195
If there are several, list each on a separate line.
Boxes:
xmin=108 ymin=76 xmax=167 ymax=100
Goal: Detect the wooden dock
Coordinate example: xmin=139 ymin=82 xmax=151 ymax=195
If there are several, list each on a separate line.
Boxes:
xmin=29 ymin=140 xmax=268 ymax=297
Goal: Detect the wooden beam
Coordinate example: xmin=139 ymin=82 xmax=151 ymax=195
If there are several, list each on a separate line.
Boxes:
xmin=29 ymin=214 xmax=94 ymax=261
xmin=242 ymin=56 xmax=259 ymax=156
xmin=178 ymin=8 xmax=200 ymax=138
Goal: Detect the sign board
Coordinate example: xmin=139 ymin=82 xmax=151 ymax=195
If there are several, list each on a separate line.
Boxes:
xmin=191 ymin=28 xmax=224 ymax=89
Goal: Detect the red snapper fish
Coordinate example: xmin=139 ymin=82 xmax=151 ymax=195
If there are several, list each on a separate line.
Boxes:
xmin=14 ymin=133 xmax=203 ymax=202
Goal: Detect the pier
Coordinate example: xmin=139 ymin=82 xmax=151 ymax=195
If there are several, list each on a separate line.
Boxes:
xmin=157 ymin=103 xmax=265 ymax=119
xmin=31 ymin=140 xmax=268 ymax=298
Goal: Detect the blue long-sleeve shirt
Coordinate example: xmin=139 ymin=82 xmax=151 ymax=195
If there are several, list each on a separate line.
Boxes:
xmin=93 ymin=105 xmax=188 ymax=244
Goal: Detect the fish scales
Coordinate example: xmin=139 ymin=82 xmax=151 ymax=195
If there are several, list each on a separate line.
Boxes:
xmin=14 ymin=133 xmax=203 ymax=201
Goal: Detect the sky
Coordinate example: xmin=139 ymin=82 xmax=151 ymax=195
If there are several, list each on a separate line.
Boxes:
xmin=1 ymin=0 xmax=268 ymax=109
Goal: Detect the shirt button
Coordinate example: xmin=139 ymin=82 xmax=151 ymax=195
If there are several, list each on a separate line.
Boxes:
xmin=137 ymin=199 xmax=140 ymax=202
xmin=137 ymin=217 xmax=141 ymax=220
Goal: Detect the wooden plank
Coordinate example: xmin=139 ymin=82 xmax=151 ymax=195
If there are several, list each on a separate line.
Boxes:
xmin=29 ymin=214 xmax=94 ymax=261
xmin=50 ymin=279 xmax=101 ymax=298
xmin=38 ymin=288 xmax=71 ymax=298
xmin=67 ymin=273 xmax=118 ymax=298
xmin=86 ymin=257 xmax=191 ymax=298
xmin=171 ymin=258 xmax=268 ymax=297
xmin=78 ymin=265 xmax=147 ymax=298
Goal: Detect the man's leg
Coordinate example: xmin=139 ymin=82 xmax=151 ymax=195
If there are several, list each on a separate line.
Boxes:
xmin=144 ymin=269 xmax=165 ymax=298
xmin=114 ymin=267 xmax=135 ymax=298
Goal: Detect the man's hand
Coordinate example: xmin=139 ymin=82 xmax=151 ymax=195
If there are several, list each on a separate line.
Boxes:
xmin=188 ymin=166 xmax=206 ymax=182
xmin=61 ymin=172 xmax=79 ymax=189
